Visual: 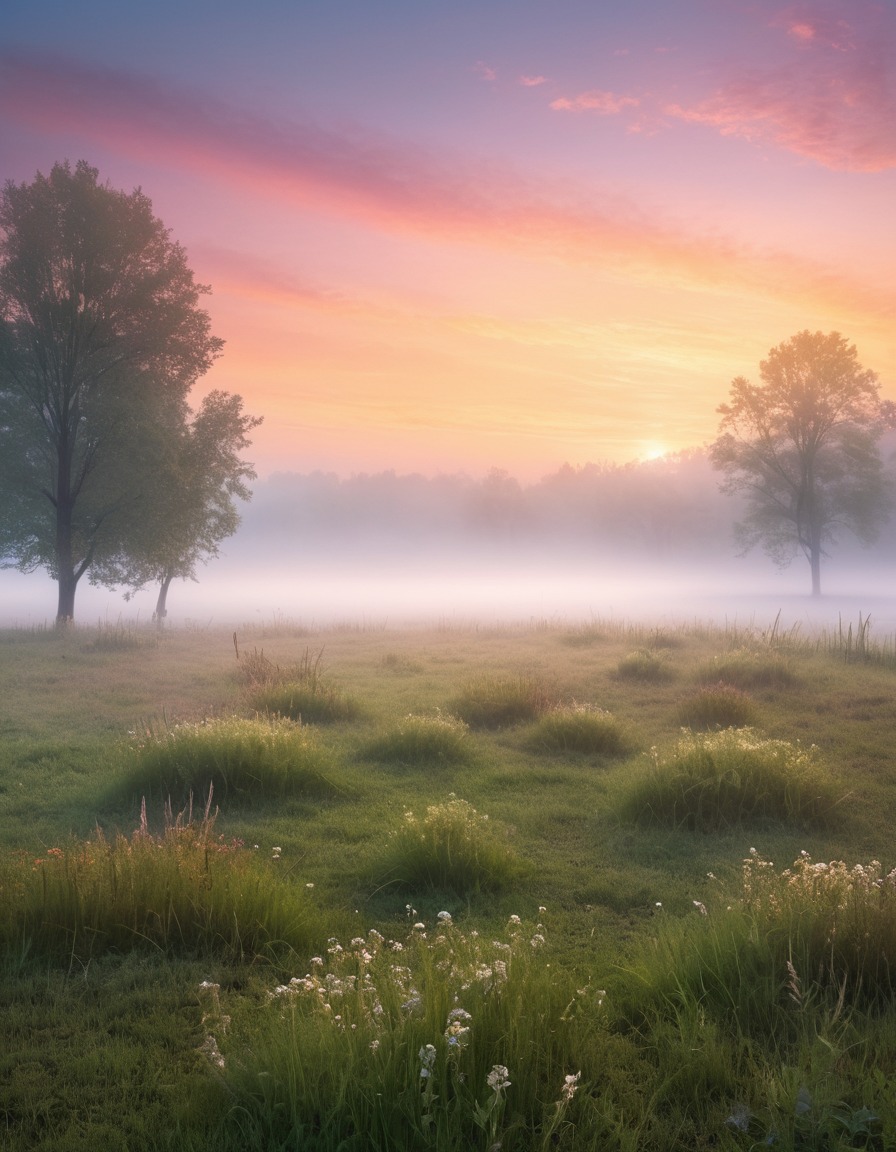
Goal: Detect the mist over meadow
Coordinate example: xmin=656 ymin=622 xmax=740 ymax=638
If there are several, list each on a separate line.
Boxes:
xmin=5 ymin=445 xmax=896 ymax=634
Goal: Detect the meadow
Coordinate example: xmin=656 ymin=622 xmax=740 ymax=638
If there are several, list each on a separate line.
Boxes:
xmin=1 ymin=612 xmax=895 ymax=1150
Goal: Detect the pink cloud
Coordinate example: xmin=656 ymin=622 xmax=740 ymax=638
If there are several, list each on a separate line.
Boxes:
xmin=519 ymin=74 xmax=547 ymax=87
xmin=472 ymin=60 xmax=496 ymax=82
xmin=0 ymin=50 xmax=888 ymax=322
xmin=666 ymin=4 xmax=895 ymax=171
xmin=549 ymin=89 xmax=639 ymax=114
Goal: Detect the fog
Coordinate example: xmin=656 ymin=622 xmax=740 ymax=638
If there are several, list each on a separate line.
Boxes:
xmin=4 ymin=454 xmax=896 ymax=635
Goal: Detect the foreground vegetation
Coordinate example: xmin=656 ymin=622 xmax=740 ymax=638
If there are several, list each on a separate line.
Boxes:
xmin=2 ymin=612 xmax=896 ymax=1149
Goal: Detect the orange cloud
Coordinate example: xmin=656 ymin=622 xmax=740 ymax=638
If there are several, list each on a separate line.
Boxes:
xmin=0 ymin=50 xmax=891 ymax=325
xmin=549 ymin=89 xmax=639 ymax=114
xmin=472 ymin=60 xmax=496 ymax=82
xmin=519 ymin=74 xmax=547 ymax=87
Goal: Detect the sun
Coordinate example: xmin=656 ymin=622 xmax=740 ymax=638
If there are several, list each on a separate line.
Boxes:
xmin=640 ymin=442 xmax=667 ymax=461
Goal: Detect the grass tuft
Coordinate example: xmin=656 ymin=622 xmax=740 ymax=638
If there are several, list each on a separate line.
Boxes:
xmin=615 ymin=648 xmax=674 ymax=683
xmin=618 ymin=728 xmax=843 ymax=831
xmin=0 ymin=797 xmax=323 ymax=962
xmin=125 ymin=715 xmax=338 ymax=799
xmin=528 ymin=704 xmax=630 ymax=756
xmin=379 ymin=795 xmax=522 ymax=894
xmin=363 ymin=712 xmax=471 ymax=767
xmin=447 ymin=673 xmax=554 ymax=729
xmin=696 ymin=647 xmax=797 ymax=689
xmin=676 ymin=681 xmax=757 ymax=729
xmin=237 ymin=643 xmax=360 ymax=723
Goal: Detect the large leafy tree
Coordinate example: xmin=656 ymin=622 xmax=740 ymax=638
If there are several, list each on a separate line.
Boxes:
xmin=96 ymin=389 xmax=262 ymax=624
xmin=0 ymin=161 xmax=223 ymax=621
xmin=711 ymin=331 xmax=888 ymax=596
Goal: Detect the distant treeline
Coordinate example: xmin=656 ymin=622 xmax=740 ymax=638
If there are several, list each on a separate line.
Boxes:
xmin=231 ymin=440 xmax=896 ymax=566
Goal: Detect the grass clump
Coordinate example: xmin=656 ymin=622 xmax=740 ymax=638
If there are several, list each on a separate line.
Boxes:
xmin=618 ymin=728 xmax=842 ymax=831
xmin=239 ymin=643 xmax=360 ymax=723
xmin=616 ymin=648 xmax=674 ymax=683
xmin=696 ymin=647 xmax=797 ymax=689
xmin=624 ymin=849 xmax=896 ymax=1022
xmin=250 ymin=679 xmax=360 ymax=724
xmin=447 ymin=673 xmax=554 ymax=729
xmin=0 ymin=799 xmax=323 ymax=962
xmin=676 ymin=681 xmax=757 ymax=729
xmin=528 ymin=704 xmax=629 ymax=757
xmin=380 ymin=796 xmax=521 ymax=894
xmin=127 ymin=715 xmax=337 ymax=799
xmin=363 ymin=712 xmax=471 ymax=767
xmin=220 ymin=912 xmax=600 ymax=1151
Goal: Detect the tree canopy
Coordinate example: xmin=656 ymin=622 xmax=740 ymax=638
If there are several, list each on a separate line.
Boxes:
xmin=710 ymin=330 xmax=888 ymax=596
xmin=0 ymin=160 xmax=253 ymax=621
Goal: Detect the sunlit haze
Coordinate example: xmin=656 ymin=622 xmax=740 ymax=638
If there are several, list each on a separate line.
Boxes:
xmin=3 ymin=0 xmax=894 ymax=481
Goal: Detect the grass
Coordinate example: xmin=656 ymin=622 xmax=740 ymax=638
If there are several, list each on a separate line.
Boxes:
xmin=2 ymin=615 xmax=896 ymax=1149
xmin=615 ymin=647 xmax=674 ymax=683
xmin=1 ymin=796 xmax=324 ymax=963
xmin=363 ymin=711 xmax=472 ymax=767
xmin=238 ymin=641 xmax=361 ymax=723
xmin=447 ymin=672 xmax=554 ymax=728
xmin=617 ymin=728 xmax=844 ymax=831
xmin=376 ymin=795 xmax=523 ymax=894
xmin=696 ymin=646 xmax=797 ymax=689
xmin=122 ymin=715 xmax=339 ymax=800
xmin=527 ymin=704 xmax=629 ymax=756
xmin=676 ymin=682 xmax=757 ymax=729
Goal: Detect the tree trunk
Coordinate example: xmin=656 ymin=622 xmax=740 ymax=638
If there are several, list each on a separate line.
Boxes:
xmin=55 ymin=476 xmax=78 ymax=624
xmin=810 ymin=545 xmax=822 ymax=597
xmin=154 ymin=573 xmax=173 ymax=629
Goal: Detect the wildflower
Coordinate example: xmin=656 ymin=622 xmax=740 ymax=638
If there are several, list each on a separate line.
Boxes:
xmin=560 ymin=1072 xmax=581 ymax=1102
xmin=306 ymin=882 xmax=314 ymax=889
xmin=370 ymin=1039 xmax=380 ymax=1052
xmin=437 ymin=910 xmax=452 ymax=922
xmin=530 ymin=934 xmax=545 ymax=948
xmin=538 ymin=905 xmax=547 ymax=914
xmin=447 ymin=1007 xmax=472 ymax=1023
xmin=487 ymin=1065 xmax=511 ymax=1092
xmin=412 ymin=922 xmax=426 ymax=931
xmin=419 ymin=1044 xmax=437 ymax=1078
xmin=692 ymin=900 xmax=708 ymax=916
xmin=508 ymin=914 xmax=521 ymax=926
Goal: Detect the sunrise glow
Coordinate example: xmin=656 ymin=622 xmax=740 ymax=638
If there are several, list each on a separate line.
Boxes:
xmin=2 ymin=1 xmax=894 ymax=480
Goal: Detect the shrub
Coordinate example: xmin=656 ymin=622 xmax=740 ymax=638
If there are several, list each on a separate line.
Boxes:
xmin=447 ymin=673 xmax=554 ymax=729
xmin=363 ymin=712 xmax=471 ymax=767
xmin=127 ymin=715 xmax=338 ymax=799
xmin=676 ymin=682 xmax=757 ymax=729
xmin=381 ymin=796 xmax=521 ymax=894
xmin=615 ymin=648 xmax=674 ymax=683
xmin=528 ymin=704 xmax=629 ymax=756
xmin=618 ymin=728 xmax=842 ymax=831
xmin=1 ymin=799 xmax=322 ymax=962
xmin=696 ymin=648 xmax=797 ymax=689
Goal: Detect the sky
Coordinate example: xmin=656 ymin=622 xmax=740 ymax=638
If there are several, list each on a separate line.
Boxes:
xmin=2 ymin=0 xmax=895 ymax=481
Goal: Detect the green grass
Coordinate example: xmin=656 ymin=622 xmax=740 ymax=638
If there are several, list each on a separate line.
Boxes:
xmin=447 ymin=672 xmax=554 ymax=728
xmin=2 ymin=616 xmax=896 ymax=1150
xmin=615 ymin=647 xmax=674 ymax=682
xmin=376 ymin=795 xmax=523 ymax=894
xmin=0 ymin=798 xmax=324 ymax=963
xmin=122 ymin=715 xmax=339 ymax=800
xmin=696 ymin=646 xmax=797 ymax=689
xmin=617 ymin=728 xmax=844 ymax=831
xmin=676 ymin=681 xmax=757 ymax=729
xmin=527 ymin=704 xmax=630 ymax=756
xmin=363 ymin=711 xmax=472 ymax=767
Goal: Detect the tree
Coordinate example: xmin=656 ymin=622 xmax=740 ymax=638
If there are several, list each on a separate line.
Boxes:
xmin=710 ymin=331 xmax=888 ymax=596
xmin=98 ymin=390 xmax=262 ymax=625
xmin=0 ymin=161 xmax=223 ymax=621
